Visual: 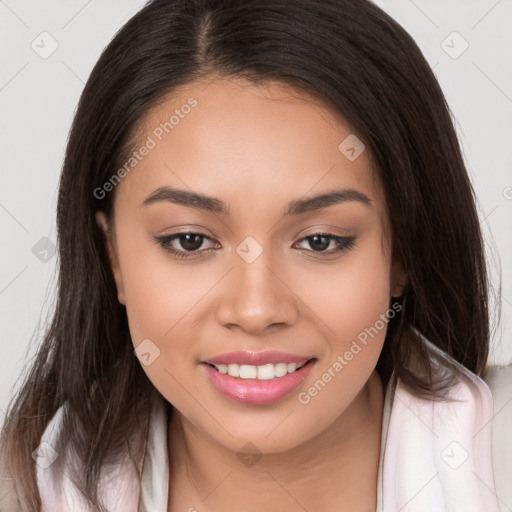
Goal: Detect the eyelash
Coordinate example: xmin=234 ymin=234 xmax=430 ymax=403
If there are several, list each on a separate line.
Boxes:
xmin=154 ymin=231 xmax=356 ymax=260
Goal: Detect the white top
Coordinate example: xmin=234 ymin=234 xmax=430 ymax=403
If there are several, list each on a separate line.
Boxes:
xmin=2 ymin=338 xmax=511 ymax=511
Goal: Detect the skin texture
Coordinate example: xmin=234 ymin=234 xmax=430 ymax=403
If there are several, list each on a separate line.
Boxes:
xmin=96 ymin=76 xmax=407 ymax=511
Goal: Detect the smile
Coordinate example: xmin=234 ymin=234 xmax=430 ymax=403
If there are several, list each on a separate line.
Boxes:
xmin=201 ymin=357 xmax=317 ymax=405
xmin=207 ymin=361 xmax=308 ymax=380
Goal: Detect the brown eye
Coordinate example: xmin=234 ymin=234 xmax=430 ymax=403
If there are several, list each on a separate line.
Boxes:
xmin=294 ymin=233 xmax=356 ymax=254
xmin=174 ymin=233 xmax=204 ymax=251
xmin=154 ymin=231 xmax=356 ymax=261
xmin=155 ymin=232 xmax=218 ymax=260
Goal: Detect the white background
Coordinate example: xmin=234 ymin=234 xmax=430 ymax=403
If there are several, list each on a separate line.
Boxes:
xmin=0 ymin=0 xmax=511 ymax=418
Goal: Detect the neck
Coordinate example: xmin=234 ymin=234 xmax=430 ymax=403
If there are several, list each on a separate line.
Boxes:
xmin=168 ymin=370 xmax=385 ymax=512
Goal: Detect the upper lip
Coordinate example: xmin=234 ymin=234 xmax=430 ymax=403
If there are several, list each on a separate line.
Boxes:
xmin=203 ymin=350 xmax=314 ymax=366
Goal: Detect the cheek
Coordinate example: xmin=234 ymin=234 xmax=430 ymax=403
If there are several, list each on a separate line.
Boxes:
xmin=292 ymin=243 xmax=392 ymax=352
xmin=114 ymin=229 xmax=211 ymax=390
xmin=115 ymin=221 xmax=205 ymax=339
xmin=288 ymin=245 xmax=391 ymax=411
xmin=121 ymin=266 xmax=209 ymax=410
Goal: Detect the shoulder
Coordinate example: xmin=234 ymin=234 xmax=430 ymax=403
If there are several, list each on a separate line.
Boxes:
xmin=0 ymin=404 xmax=67 ymax=512
xmin=483 ymin=363 xmax=512 ymax=396
xmin=0 ymin=449 xmax=19 ymax=512
xmin=483 ymin=364 xmax=512 ymax=512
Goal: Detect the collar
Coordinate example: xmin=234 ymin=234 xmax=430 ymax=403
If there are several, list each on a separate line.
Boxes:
xmin=37 ymin=341 xmax=500 ymax=511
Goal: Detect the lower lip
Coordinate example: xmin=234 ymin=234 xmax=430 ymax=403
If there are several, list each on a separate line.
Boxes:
xmin=201 ymin=360 xmax=316 ymax=405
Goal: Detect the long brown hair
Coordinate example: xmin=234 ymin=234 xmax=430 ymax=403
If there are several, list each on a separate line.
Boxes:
xmin=0 ymin=0 xmax=494 ymax=510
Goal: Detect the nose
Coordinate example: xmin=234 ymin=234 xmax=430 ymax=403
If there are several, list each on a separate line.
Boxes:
xmin=215 ymin=248 xmax=299 ymax=336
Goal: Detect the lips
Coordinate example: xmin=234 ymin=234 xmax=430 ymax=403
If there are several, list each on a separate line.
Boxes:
xmin=202 ymin=360 xmax=315 ymax=404
xmin=200 ymin=350 xmax=317 ymax=404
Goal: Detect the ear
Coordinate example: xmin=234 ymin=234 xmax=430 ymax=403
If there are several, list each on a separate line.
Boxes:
xmin=390 ymin=256 xmax=408 ymax=298
xmin=95 ymin=211 xmax=126 ymax=305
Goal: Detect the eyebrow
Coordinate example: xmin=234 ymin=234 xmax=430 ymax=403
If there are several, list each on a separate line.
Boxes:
xmin=142 ymin=186 xmax=372 ymax=216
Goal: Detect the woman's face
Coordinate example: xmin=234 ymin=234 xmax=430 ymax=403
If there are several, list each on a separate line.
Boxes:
xmin=97 ymin=76 xmax=405 ymax=454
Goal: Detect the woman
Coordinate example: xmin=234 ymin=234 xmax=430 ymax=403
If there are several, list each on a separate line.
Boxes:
xmin=1 ymin=1 xmax=510 ymax=511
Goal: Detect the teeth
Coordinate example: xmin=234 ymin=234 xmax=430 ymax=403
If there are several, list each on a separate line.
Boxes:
xmin=275 ymin=363 xmax=288 ymax=377
xmin=239 ymin=365 xmax=257 ymax=379
xmin=212 ymin=360 xmax=309 ymax=380
xmin=227 ymin=364 xmax=240 ymax=377
xmin=287 ymin=362 xmax=297 ymax=373
xmin=217 ymin=364 xmax=228 ymax=374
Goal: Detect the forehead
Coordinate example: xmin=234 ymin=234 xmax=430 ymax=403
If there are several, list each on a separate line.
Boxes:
xmin=114 ymin=76 xmax=384 ymax=219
